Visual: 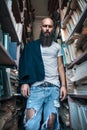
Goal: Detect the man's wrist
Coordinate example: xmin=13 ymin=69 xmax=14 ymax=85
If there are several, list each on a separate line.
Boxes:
xmin=61 ymin=84 xmax=66 ymax=87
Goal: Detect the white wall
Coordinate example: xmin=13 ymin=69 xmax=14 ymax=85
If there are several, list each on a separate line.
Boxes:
xmin=31 ymin=0 xmax=49 ymax=17
xmin=31 ymin=0 xmax=49 ymax=40
xmin=33 ymin=19 xmax=42 ymax=40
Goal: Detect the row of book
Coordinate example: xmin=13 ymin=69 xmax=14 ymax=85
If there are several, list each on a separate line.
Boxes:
xmin=61 ymin=9 xmax=81 ymax=41
xmin=10 ymin=69 xmax=19 ymax=96
xmin=0 ymin=27 xmax=17 ymax=60
xmin=0 ymin=94 xmax=18 ymax=130
xmin=61 ymin=15 xmax=87 ymax=65
xmin=62 ymin=32 xmax=87 ymax=65
xmin=60 ymin=0 xmax=70 ymax=22
xmin=62 ymin=41 xmax=81 ymax=65
xmin=68 ymin=97 xmax=87 ymax=130
xmin=61 ymin=0 xmax=87 ymax=41
xmin=77 ymin=0 xmax=87 ymax=12
xmin=0 ymin=67 xmax=19 ymax=98
xmin=5 ymin=0 xmax=23 ymax=42
xmin=66 ymin=61 xmax=87 ymax=95
xmin=61 ymin=0 xmax=87 ymax=23
xmin=59 ymin=101 xmax=70 ymax=126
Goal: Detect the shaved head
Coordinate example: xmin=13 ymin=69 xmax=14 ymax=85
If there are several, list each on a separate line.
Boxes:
xmin=40 ymin=17 xmax=54 ymax=47
xmin=41 ymin=17 xmax=54 ymax=26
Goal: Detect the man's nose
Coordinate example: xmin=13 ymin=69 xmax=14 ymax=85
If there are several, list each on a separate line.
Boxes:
xmin=46 ymin=26 xmax=49 ymax=31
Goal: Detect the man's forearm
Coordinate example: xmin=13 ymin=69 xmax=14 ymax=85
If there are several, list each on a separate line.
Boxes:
xmin=59 ymin=64 xmax=66 ymax=87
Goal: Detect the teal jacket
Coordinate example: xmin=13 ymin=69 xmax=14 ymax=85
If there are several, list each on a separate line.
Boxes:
xmin=19 ymin=39 xmax=45 ymax=85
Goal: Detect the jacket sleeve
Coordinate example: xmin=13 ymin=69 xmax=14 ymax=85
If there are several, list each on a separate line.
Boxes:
xmin=19 ymin=44 xmax=31 ymax=85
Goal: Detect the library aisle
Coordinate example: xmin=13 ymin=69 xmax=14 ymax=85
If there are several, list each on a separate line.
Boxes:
xmin=0 ymin=0 xmax=87 ymax=130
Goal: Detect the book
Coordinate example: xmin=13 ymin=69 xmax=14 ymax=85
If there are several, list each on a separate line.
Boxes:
xmin=68 ymin=44 xmax=74 ymax=61
xmin=68 ymin=18 xmax=75 ymax=31
xmin=62 ymin=44 xmax=71 ymax=64
xmin=76 ymin=8 xmax=81 ymax=19
xmin=0 ymin=24 xmax=3 ymax=43
xmin=3 ymin=33 xmax=9 ymax=50
xmin=59 ymin=105 xmax=70 ymax=126
xmin=3 ymin=33 xmax=17 ymax=60
xmin=77 ymin=0 xmax=84 ymax=11
xmin=68 ymin=97 xmax=80 ymax=130
xmin=16 ymin=23 xmax=23 ymax=42
xmin=77 ymin=100 xmax=87 ymax=130
xmin=71 ymin=11 xmax=78 ymax=25
xmin=66 ymin=23 xmax=72 ymax=34
xmin=61 ymin=28 xmax=69 ymax=41
xmin=8 ymin=42 xmax=17 ymax=60
xmin=70 ymin=61 xmax=87 ymax=82
xmin=70 ymin=39 xmax=78 ymax=60
xmin=62 ymin=46 xmax=67 ymax=65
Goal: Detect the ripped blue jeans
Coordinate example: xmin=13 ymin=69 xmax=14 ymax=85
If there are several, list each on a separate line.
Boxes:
xmin=24 ymin=85 xmax=60 ymax=130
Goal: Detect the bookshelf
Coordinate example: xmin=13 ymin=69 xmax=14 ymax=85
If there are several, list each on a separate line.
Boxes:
xmin=48 ymin=0 xmax=59 ymax=16
xmin=68 ymin=96 xmax=87 ymax=130
xmin=0 ymin=0 xmax=34 ymax=129
xmin=61 ymin=6 xmax=87 ymax=42
xmin=67 ymin=50 xmax=87 ymax=69
xmin=68 ymin=93 xmax=87 ymax=99
xmin=0 ymin=0 xmax=23 ymax=102
xmin=0 ymin=0 xmax=20 ymax=43
xmin=0 ymin=95 xmax=13 ymax=101
xmin=65 ymin=6 xmax=87 ymax=43
xmin=59 ymin=0 xmax=87 ymax=129
xmin=0 ymin=43 xmax=17 ymax=67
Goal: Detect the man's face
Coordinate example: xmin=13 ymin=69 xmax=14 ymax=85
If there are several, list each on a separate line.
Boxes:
xmin=40 ymin=18 xmax=54 ymax=46
xmin=41 ymin=18 xmax=54 ymax=37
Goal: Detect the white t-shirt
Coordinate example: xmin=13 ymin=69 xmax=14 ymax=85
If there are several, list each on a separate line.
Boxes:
xmin=31 ymin=41 xmax=62 ymax=87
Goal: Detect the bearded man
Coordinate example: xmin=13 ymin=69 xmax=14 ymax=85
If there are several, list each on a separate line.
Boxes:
xmin=19 ymin=17 xmax=67 ymax=130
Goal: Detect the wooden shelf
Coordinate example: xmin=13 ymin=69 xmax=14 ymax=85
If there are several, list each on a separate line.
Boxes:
xmin=65 ymin=6 xmax=87 ymax=43
xmin=60 ymin=1 xmax=87 ymax=129
xmin=67 ymin=50 xmax=87 ymax=69
xmin=68 ymin=93 xmax=87 ymax=99
xmin=0 ymin=0 xmax=19 ymax=43
xmin=0 ymin=43 xmax=17 ymax=67
xmin=0 ymin=95 xmax=13 ymax=101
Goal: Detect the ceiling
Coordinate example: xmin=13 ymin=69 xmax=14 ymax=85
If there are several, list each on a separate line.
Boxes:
xmin=31 ymin=0 xmax=49 ymax=18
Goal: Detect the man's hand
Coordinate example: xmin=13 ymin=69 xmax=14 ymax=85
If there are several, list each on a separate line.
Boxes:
xmin=21 ymin=84 xmax=30 ymax=97
xmin=60 ymin=86 xmax=67 ymax=101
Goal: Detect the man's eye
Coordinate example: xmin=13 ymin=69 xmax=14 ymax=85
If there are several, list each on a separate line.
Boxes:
xmin=42 ymin=25 xmax=53 ymax=28
xmin=42 ymin=25 xmax=47 ymax=27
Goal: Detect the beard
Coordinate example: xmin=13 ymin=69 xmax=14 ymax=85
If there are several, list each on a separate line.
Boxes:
xmin=39 ymin=30 xmax=54 ymax=47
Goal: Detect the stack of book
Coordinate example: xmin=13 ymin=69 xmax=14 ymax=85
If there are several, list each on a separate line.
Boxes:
xmin=68 ymin=97 xmax=87 ymax=130
xmin=66 ymin=69 xmax=75 ymax=93
xmin=3 ymin=33 xmax=17 ymax=60
xmin=10 ymin=69 xmax=19 ymax=96
xmin=59 ymin=101 xmax=70 ymax=126
xmin=70 ymin=61 xmax=87 ymax=82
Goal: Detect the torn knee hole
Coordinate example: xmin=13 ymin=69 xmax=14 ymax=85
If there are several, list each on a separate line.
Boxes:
xmin=48 ymin=113 xmax=57 ymax=121
xmin=26 ymin=108 xmax=36 ymax=122
xmin=47 ymin=113 xmax=57 ymax=128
